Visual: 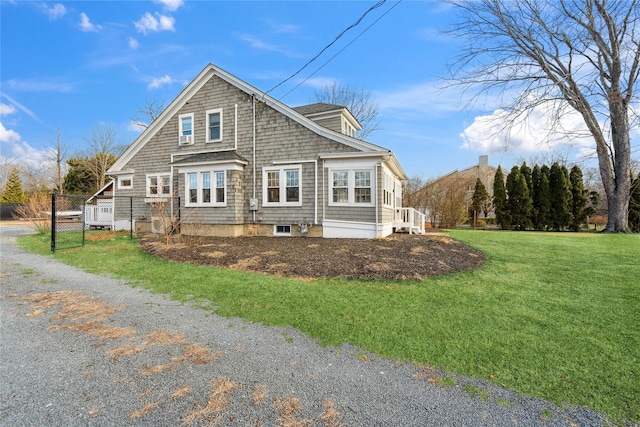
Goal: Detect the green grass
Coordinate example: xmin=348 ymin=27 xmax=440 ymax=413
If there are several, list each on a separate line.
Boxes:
xmin=18 ymin=230 xmax=640 ymax=423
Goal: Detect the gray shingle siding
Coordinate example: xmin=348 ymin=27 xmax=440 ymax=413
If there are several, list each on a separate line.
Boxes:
xmin=109 ymin=66 xmax=404 ymax=237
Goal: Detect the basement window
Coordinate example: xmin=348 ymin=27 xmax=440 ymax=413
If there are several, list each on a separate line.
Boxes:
xmin=274 ymin=224 xmax=291 ymax=236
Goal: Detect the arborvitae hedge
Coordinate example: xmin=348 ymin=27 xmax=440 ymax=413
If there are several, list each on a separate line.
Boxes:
xmin=493 ymin=162 xmax=599 ymax=231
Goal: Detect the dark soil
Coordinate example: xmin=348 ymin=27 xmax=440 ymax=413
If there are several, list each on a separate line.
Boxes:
xmin=139 ymin=232 xmax=485 ymax=281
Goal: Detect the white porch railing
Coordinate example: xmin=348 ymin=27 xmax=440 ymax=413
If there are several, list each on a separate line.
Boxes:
xmin=394 ymin=207 xmax=426 ymax=234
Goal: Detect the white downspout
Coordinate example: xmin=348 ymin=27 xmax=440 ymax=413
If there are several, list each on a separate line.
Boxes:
xmin=252 ymin=95 xmax=256 ymax=224
xmin=375 ymin=162 xmax=380 ymax=238
xmin=234 ymin=103 xmax=238 ymax=150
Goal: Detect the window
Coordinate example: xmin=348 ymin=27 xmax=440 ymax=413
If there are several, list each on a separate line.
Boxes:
xmin=274 ymin=224 xmax=291 ymax=236
xmin=147 ymin=173 xmax=171 ymax=197
xmin=263 ymin=166 xmax=302 ymax=206
xmin=267 ymin=171 xmax=280 ymax=203
xmin=332 ymin=171 xmax=349 ymax=203
xmin=206 ymin=109 xmax=223 ymax=143
xmin=383 ymin=172 xmax=394 ymax=207
xmin=329 ymin=169 xmax=374 ymax=206
xmin=179 ymin=113 xmax=194 ymax=145
xmin=185 ymin=170 xmax=226 ymax=207
xmin=354 ymin=171 xmax=371 ymax=203
xmin=118 ymin=175 xmax=133 ymax=190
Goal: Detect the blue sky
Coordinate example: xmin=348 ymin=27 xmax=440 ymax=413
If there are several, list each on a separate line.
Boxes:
xmin=1 ymin=0 xmax=636 ymax=181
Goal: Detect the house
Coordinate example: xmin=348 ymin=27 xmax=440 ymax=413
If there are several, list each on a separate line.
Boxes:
xmin=106 ymin=63 xmax=424 ymax=238
xmin=84 ymin=180 xmax=114 ymax=229
xmin=407 ymin=155 xmax=496 ymax=227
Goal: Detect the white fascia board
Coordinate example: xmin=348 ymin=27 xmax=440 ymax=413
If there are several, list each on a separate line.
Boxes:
xmin=320 ymin=151 xmax=408 ymax=180
xmin=108 ymin=169 xmax=135 ymax=176
xmin=177 ymin=161 xmax=247 ymax=173
xmin=109 ymin=63 xmax=392 ymax=172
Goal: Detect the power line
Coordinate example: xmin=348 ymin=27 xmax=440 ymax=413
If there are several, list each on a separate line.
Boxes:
xmin=279 ymin=0 xmax=402 ymax=101
xmin=265 ymin=0 xmax=388 ymax=97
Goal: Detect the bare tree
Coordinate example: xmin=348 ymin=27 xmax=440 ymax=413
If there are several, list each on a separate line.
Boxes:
xmin=447 ymin=0 xmax=639 ymax=232
xmin=312 ymin=82 xmax=381 ymax=139
xmin=44 ymin=127 xmax=68 ymax=193
xmin=83 ymin=123 xmax=121 ymax=191
xmin=130 ymin=98 xmax=166 ymax=129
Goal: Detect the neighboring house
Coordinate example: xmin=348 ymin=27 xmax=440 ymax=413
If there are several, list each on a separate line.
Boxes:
xmin=106 ymin=63 xmax=423 ymax=238
xmin=408 ymin=156 xmax=496 ymax=227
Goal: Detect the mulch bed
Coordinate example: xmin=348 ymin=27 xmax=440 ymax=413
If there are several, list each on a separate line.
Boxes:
xmin=138 ymin=232 xmax=485 ymax=281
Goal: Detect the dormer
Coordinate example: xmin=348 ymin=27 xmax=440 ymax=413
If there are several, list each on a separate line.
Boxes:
xmin=293 ymin=103 xmax=362 ymax=138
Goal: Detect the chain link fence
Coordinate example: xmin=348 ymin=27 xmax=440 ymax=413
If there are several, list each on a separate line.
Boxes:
xmin=50 ymin=193 xmax=87 ymax=252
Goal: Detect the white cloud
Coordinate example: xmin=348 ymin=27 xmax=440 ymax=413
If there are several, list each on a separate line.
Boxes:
xmin=1 ymin=93 xmax=44 ymax=124
xmin=237 ymin=34 xmax=299 ymax=57
xmin=148 ymin=75 xmax=174 ymax=89
xmin=0 ymin=103 xmax=16 ymax=115
xmin=134 ymin=12 xmax=175 ymax=35
xmin=0 ymin=122 xmax=21 ymax=143
xmin=43 ymin=3 xmax=66 ymax=20
xmin=154 ymin=0 xmax=184 ymax=12
xmin=127 ymin=120 xmax=146 ymax=133
xmin=299 ymin=77 xmax=339 ymax=89
xmin=1 ymin=139 xmax=54 ymax=172
xmin=460 ymin=102 xmax=595 ymax=156
xmin=378 ymin=81 xmax=464 ymax=115
xmin=79 ymin=12 xmax=101 ymax=32
xmin=129 ymin=37 xmax=139 ymax=50
xmin=3 ymin=78 xmax=73 ymax=93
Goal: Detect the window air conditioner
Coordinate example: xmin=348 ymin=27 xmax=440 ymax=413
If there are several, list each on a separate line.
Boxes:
xmin=179 ymin=135 xmax=192 ymax=144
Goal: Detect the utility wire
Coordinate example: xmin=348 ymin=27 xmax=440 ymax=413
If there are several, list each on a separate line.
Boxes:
xmin=265 ymin=0 xmax=387 ymax=97
xmin=279 ymin=0 xmax=402 ymax=101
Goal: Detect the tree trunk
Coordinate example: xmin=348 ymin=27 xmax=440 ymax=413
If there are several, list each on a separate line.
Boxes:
xmin=602 ymin=95 xmax=632 ymax=233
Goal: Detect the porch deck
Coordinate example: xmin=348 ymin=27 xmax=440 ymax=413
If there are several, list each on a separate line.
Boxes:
xmin=393 ymin=208 xmax=426 ymax=234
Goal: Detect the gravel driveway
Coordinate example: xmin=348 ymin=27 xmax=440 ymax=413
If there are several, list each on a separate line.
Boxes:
xmin=0 ymin=225 xmax=607 ymax=426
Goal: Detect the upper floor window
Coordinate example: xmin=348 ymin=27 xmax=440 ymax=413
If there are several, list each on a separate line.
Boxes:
xmin=147 ymin=173 xmax=171 ymax=198
xmin=263 ymin=165 xmax=302 ymax=206
xmin=329 ymin=169 xmax=374 ymax=206
xmin=206 ymin=108 xmax=223 ymax=143
xmin=179 ymin=113 xmax=194 ymax=145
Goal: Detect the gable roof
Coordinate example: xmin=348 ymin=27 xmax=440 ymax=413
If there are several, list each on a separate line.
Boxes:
xmin=293 ymin=102 xmax=347 ymax=115
xmin=293 ymin=102 xmax=362 ymax=132
xmin=109 ymin=63 xmax=404 ymax=178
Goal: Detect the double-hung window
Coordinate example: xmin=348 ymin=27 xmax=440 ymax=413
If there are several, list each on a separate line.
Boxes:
xmin=185 ymin=170 xmax=226 ymax=207
xmin=179 ymin=113 xmax=194 ymax=145
xmin=147 ymin=173 xmax=171 ymax=198
xmin=206 ymin=108 xmax=223 ymax=143
xmin=329 ymin=169 xmax=374 ymax=206
xmin=263 ymin=166 xmax=302 ymax=206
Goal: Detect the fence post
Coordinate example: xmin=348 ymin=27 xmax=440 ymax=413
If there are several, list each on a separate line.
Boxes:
xmin=130 ymin=196 xmax=133 ymax=240
xmin=50 ymin=193 xmax=56 ymax=252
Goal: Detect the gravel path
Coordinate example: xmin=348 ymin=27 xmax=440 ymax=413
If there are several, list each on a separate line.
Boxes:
xmin=0 ymin=225 xmax=607 ymax=426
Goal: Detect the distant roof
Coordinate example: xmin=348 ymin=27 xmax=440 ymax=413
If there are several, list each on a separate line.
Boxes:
xmin=292 ymin=103 xmax=348 ymax=115
xmin=171 ymin=151 xmax=249 ymax=165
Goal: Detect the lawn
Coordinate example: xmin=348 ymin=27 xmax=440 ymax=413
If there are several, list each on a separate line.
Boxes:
xmin=17 ymin=230 xmax=640 ymax=423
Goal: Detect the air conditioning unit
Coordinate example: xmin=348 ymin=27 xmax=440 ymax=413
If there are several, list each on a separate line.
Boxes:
xmin=179 ymin=135 xmax=192 ymax=145
xmin=151 ymin=217 xmax=165 ymax=234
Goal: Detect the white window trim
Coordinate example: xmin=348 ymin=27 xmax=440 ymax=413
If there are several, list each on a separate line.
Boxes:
xmin=178 ymin=113 xmax=194 ymax=145
xmin=146 ymin=173 xmax=172 ymax=198
xmin=328 ymin=168 xmax=375 ymax=207
xmin=184 ymin=169 xmax=227 ymax=207
xmin=274 ymin=224 xmax=292 ymax=236
xmin=262 ymin=165 xmax=302 ymax=207
xmin=205 ymin=108 xmax=223 ymax=143
xmin=383 ymin=171 xmax=394 ymax=208
xmin=118 ymin=174 xmax=133 ymax=190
